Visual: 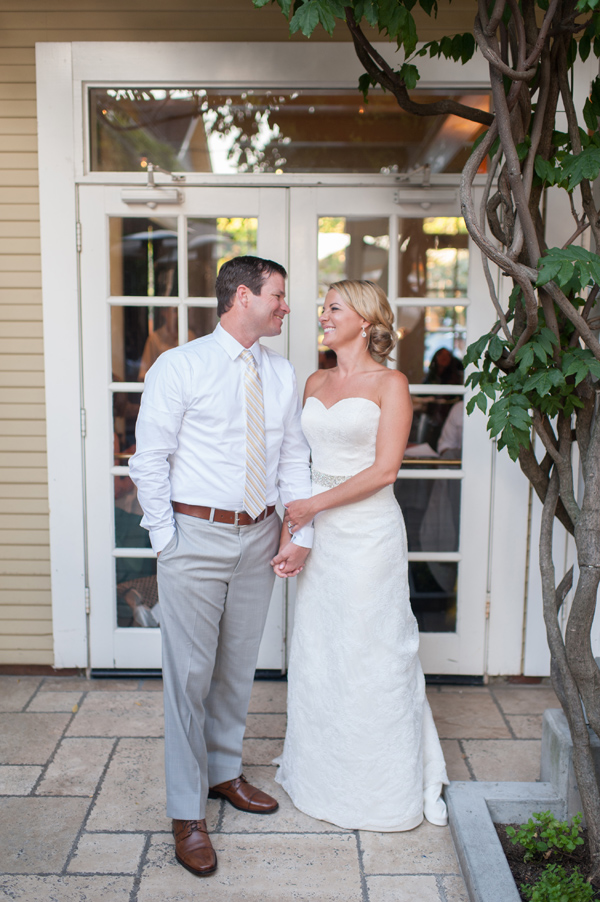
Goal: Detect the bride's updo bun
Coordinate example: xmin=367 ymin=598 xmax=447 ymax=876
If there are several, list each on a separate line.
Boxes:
xmin=329 ymin=279 xmax=397 ymax=363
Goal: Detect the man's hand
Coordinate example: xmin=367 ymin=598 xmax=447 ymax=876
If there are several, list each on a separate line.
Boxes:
xmin=271 ymin=541 xmax=310 ymax=578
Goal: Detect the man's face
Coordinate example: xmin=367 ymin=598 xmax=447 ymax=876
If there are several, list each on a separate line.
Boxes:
xmin=247 ymin=272 xmax=289 ymax=338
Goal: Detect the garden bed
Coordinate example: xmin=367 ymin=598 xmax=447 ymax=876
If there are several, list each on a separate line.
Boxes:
xmin=496 ymin=823 xmax=600 ymax=900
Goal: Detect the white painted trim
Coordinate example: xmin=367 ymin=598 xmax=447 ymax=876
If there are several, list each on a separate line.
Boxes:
xmin=36 ymin=43 xmax=88 ymax=668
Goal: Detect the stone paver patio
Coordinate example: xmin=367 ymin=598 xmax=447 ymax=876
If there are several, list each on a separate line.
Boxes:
xmin=0 ymin=676 xmax=558 ymax=901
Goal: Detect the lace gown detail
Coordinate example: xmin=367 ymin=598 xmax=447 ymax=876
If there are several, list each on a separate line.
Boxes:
xmin=275 ymin=397 xmax=448 ymax=831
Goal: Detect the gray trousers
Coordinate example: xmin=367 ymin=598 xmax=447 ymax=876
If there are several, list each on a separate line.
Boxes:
xmin=157 ymin=510 xmax=281 ymax=820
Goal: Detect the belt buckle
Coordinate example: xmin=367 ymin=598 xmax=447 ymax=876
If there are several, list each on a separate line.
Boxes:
xmin=233 ymin=510 xmax=241 ymax=527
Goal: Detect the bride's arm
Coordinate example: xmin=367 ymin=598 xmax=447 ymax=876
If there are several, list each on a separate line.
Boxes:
xmin=286 ymin=371 xmax=412 ymax=531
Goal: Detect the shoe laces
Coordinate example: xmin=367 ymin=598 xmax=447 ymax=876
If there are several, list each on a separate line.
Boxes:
xmin=178 ymin=820 xmax=206 ymax=839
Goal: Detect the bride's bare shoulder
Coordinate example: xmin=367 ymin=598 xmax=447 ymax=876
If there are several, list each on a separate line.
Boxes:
xmin=377 ymin=367 xmax=410 ymax=402
xmin=304 ymin=369 xmax=329 ymax=397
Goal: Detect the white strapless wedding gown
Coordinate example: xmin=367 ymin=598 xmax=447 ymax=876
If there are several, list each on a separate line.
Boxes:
xmin=275 ymin=397 xmax=449 ymax=831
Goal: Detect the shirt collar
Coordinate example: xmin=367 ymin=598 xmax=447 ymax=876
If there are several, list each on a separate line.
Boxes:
xmin=214 ymin=323 xmax=263 ymax=367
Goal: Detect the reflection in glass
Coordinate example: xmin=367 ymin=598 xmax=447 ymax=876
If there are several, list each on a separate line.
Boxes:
xmin=116 ymin=558 xmax=159 ymax=628
xmin=397 ymin=217 xmax=468 ymax=300
xmin=188 ymin=217 xmax=257 ymax=297
xmin=397 ymin=305 xmax=466 ymax=385
xmin=90 ymin=88 xmax=489 ymax=175
xmin=113 ymin=388 xmax=141 ymax=464
xmin=409 ymin=562 xmax=457 ymax=632
xmin=110 ymin=217 xmax=178 ymax=298
xmin=395 ymin=472 xmax=461 ymax=555
xmin=188 ymin=307 xmax=218 ymax=339
xmin=111 ymin=305 xmax=182 ymax=383
xmin=315 ymin=304 xmax=338 ymax=370
xmin=405 ymin=388 xmax=463 ymax=456
xmin=318 ymin=217 xmax=388 ymax=298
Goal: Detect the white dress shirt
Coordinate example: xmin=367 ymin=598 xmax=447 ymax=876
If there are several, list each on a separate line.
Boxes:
xmin=129 ymin=324 xmax=314 ymax=552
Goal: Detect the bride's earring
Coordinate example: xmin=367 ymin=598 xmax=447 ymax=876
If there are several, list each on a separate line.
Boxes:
xmin=361 ymin=327 xmax=367 ymax=338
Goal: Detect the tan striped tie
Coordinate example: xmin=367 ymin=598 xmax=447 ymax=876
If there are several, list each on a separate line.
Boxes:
xmin=240 ymin=349 xmax=267 ymax=519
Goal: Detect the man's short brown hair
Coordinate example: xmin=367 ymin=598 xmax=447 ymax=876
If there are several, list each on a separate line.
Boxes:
xmin=215 ymin=256 xmax=287 ymax=317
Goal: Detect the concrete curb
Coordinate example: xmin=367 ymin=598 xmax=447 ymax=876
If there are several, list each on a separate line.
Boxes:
xmin=446 ymin=781 xmax=566 ymax=902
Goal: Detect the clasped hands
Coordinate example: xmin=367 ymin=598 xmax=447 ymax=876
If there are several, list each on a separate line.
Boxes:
xmin=270 ymin=497 xmax=315 ymax=579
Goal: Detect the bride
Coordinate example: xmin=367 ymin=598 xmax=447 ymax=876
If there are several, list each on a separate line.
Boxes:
xmin=272 ymin=279 xmax=448 ymax=832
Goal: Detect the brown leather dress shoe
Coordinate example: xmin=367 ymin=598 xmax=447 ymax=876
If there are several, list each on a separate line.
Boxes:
xmin=172 ymin=818 xmax=217 ymax=876
xmin=208 ymin=773 xmax=279 ymax=813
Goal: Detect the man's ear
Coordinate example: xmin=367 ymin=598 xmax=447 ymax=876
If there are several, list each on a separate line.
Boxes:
xmin=236 ymin=284 xmax=251 ymax=308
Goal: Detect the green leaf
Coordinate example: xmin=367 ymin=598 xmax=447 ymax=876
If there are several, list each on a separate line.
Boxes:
xmin=290 ymin=0 xmax=320 ymax=35
xmin=464 ymin=332 xmax=491 ymax=366
xmin=579 ymin=33 xmax=591 ymax=61
xmin=488 ymin=334 xmax=504 ymax=361
xmin=460 ymin=32 xmax=475 ymax=63
xmin=516 ymin=345 xmax=535 ymax=372
xmin=537 ymin=258 xmax=562 ymax=286
xmin=315 ymin=0 xmax=337 ymax=34
xmin=475 ymin=392 xmax=488 ymax=413
xmin=399 ymin=63 xmax=420 ymax=90
xmin=358 ymin=72 xmax=373 ymax=102
xmin=561 ymin=147 xmax=600 ymax=191
xmin=534 ymin=156 xmax=558 ymax=185
xmin=451 ymin=33 xmax=463 ymax=61
xmin=523 ymin=370 xmax=552 ymax=395
xmin=362 ymin=0 xmax=379 ymax=26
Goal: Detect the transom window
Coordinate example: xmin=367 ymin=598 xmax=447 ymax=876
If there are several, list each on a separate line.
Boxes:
xmin=90 ymin=87 xmax=490 ymax=176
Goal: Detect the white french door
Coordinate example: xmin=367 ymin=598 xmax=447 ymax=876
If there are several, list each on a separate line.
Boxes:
xmin=288 ymin=186 xmax=491 ymax=675
xmin=79 ymin=184 xmax=290 ymax=670
xmin=80 ymin=182 xmax=491 ymax=674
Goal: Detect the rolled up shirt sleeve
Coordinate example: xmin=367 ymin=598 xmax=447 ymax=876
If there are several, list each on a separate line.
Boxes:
xmin=129 ymin=352 xmax=188 ymax=553
xmin=277 ymin=368 xmax=314 ymax=549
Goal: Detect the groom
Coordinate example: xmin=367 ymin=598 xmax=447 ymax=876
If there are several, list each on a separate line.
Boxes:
xmin=129 ymin=256 xmax=312 ymax=876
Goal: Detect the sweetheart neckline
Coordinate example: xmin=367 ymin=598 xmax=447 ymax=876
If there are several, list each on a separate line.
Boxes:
xmin=306 ymin=396 xmax=381 ymax=413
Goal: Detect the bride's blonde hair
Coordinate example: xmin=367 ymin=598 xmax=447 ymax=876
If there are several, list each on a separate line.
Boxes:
xmin=329 ymin=279 xmax=397 ymax=363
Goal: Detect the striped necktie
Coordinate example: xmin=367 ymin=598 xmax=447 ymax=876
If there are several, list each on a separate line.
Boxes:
xmin=240 ymin=349 xmax=267 ymax=519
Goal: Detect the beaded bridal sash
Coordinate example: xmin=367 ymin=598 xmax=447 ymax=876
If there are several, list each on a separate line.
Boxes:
xmin=311 ymin=467 xmax=352 ymax=488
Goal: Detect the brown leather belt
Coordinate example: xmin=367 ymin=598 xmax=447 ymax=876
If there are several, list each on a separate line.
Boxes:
xmin=172 ymin=501 xmax=276 ymax=527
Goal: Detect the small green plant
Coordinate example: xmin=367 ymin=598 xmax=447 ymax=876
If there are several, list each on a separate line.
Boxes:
xmin=521 ymin=864 xmax=594 ymax=901
xmin=506 ymin=811 xmax=585 ymax=863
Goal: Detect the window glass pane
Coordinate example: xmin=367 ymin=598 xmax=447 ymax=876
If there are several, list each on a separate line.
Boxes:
xmin=397 ymin=217 xmax=468 ymax=299
xmin=408 ymin=562 xmax=457 ymax=632
xmin=110 ymin=217 xmax=178 ymax=298
xmin=396 ymin=306 xmax=466 ymax=385
xmin=113 ymin=386 xmax=140 ymax=462
xmin=318 ymin=216 xmax=388 ymax=297
xmin=116 ymin=561 xmax=159 ymax=629
xmin=90 ymin=88 xmax=490 ymax=175
xmin=405 ymin=392 xmax=463 ymax=457
xmin=395 ymin=473 xmax=461 ymax=555
xmin=188 ymin=217 xmax=257 ymax=297
xmin=111 ymin=305 xmax=180 ymax=383
xmin=188 ymin=307 xmax=218 ymax=339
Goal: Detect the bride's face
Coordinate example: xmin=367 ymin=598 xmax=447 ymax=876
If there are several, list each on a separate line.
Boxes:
xmin=320 ymin=290 xmax=366 ymax=349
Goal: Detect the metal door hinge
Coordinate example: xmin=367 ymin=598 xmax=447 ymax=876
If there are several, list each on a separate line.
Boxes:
xmin=76 ymin=221 xmax=82 ymax=253
xmin=80 ymin=408 xmax=87 ymax=438
xmin=85 ymin=587 xmax=91 ymax=614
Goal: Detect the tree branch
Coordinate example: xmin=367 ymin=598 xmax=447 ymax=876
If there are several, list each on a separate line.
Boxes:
xmin=344 ymin=8 xmax=495 ymax=125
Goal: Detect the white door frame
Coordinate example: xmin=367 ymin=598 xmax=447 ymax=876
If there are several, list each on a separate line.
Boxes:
xmin=37 ymin=39 xmax=525 ymax=673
